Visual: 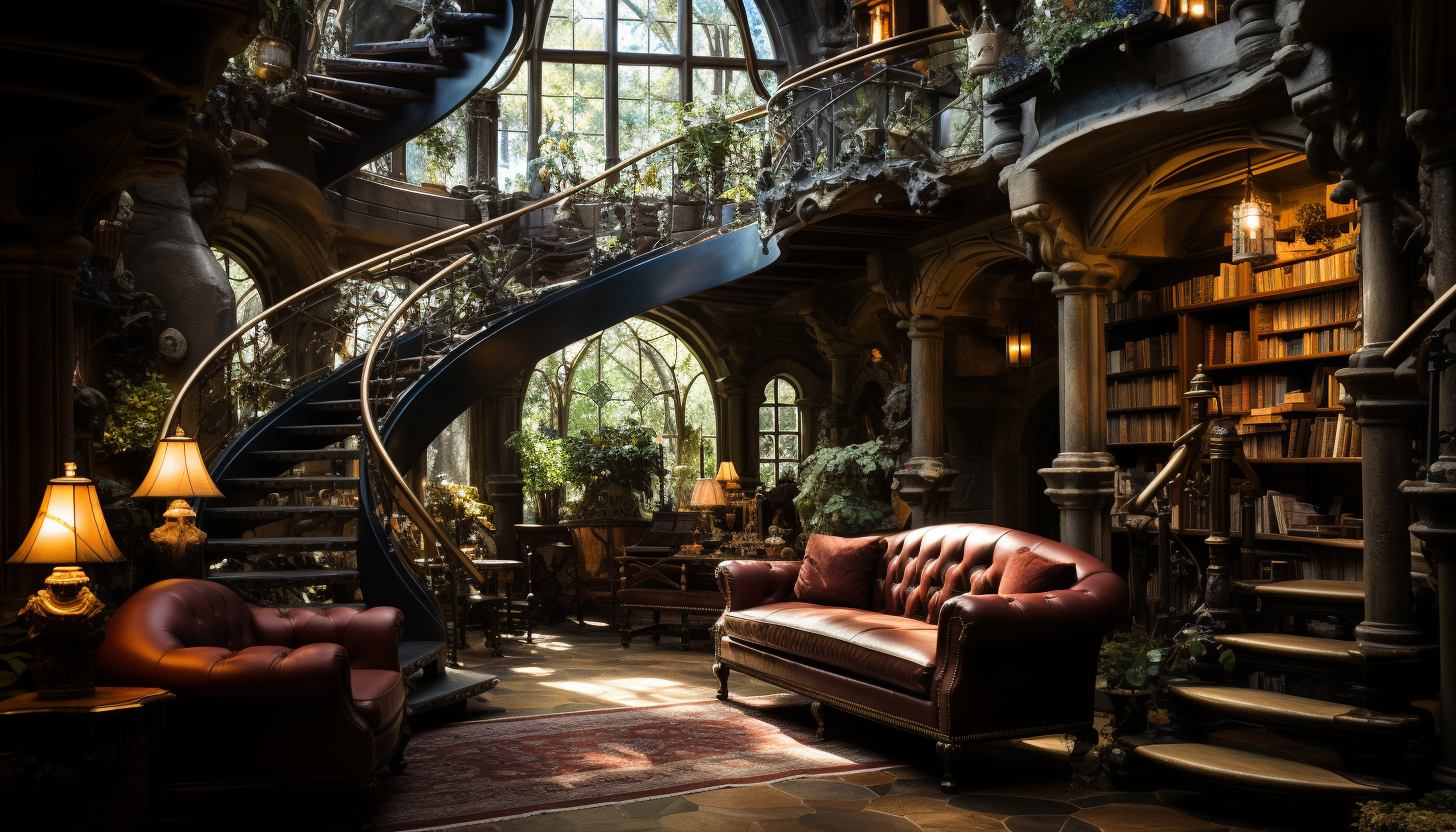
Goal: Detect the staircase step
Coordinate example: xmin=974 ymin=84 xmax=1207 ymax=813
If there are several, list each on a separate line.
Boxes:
xmin=321 ymin=56 xmax=450 ymax=80
xmin=1234 ymin=580 xmax=1365 ymax=605
xmin=400 ymin=640 xmax=446 ymax=675
xmin=433 ymin=11 xmax=500 ymax=29
xmin=405 ymin=666 xmax=499 ymax=717
xmin=251 ymin=448 xmax=359 ymax=462
xmin=209 ymin=568 xmax=360 ymax=587
xmin=307 ymin=74 xmax=430 ymax=104
xmin=300 ymin=89 xmax=388 ymax=121
xmin=277 ymin=423 xmax=362 ymax=436
xmin=1131 ymin=743 xmax=1410 ymax=797
xmin=224 ymin=476 xmax=360 ymax=489
xmin=204 ymin=505 xmax=359 ymax=520
xmin=310 ymin=398 xmax=391 ymax=411
xmin=1166 ymin=685 xmax=1424 ymax=735
xmin=349 ymin=36 xmax=476 ymax=60
xmin=1216 ymin=633 xmax=1376 ymax=665
xmin=207 ymin=536 xmax=358 ymax=552
xmin=299 ymin=110 xmax=361 ymax=143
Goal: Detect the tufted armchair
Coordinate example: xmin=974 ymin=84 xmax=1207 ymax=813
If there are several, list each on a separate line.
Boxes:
xmin=96 ymin=579 xmax=408 ymax=789
xmin=713 ymin=524 xmax=1127 ymax=791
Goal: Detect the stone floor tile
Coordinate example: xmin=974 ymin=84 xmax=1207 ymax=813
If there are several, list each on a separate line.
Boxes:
xmin=687 ymin=785 xmax=808 ymax=810
xmin=947 ymin=797 xmax=1079 ymax=818
xmin=887 ymin=777 xmax=958 ymax=799
xmin=773 ymin=779 xmax=882 ymax=801
xmin=1003 ymin=817 xmax=1099 ymax=832
xmin=1075 ymin=804 xmax=1234 ymax=832
xmin=802 ymin=799 xmax=874 ymax=811
xmin=864 ymin=794 xmax=956 ymax=816
xmin=620 ymin=796 xmax=700 ymax=818
xmin=1069 ymin=794 xmax=1167 ymax=810
xmin=699 ymin=805 xmax=819 ymax=820
xmin=660 ymin=811 xmax=756 ymax=832
xmin=797 ymin=809 xmax=925 ymax=832
xmin=553 ymin=805 xmax=630 ymax=825
xmin=903 ymin=810 xmax=1010 ymax=832
xmin=571 ymin=820 xmax=672 ymax=832
xmin=834 ymin=770 xmax=901 ymax=787
xmin=494 ymin=814 xmax=579 ymax=832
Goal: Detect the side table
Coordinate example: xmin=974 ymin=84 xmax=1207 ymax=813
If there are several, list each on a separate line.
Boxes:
xmin=0 ymin=687 xmax=174 ymax=823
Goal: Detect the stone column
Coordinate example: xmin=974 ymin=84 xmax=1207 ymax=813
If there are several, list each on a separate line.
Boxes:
xmin=894 ymin=314 xmax=955 ymax=527
xmin=1009 ymin=186 xmax=1130 ymax=562
xmin=486 ymin=475 xmax=525 ymax=559
xmin=470 ymin=379 xmax=524 ymax=553
xmin=718 ymin=378 xmax=750 ymax=484
xmin=1337 ymin=170 xmax=1424 ymax=648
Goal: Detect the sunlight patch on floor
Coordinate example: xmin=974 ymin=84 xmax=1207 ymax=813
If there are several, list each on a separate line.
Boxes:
xmin=540 ymin=676 xmax=704 ymax=707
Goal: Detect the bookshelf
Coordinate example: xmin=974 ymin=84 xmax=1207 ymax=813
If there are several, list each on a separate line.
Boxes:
xmin=1105 ymin=183 xmax=1364 ymax=573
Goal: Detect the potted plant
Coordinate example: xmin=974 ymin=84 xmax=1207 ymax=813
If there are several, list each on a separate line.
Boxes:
xmin=794 ymin=438 xmax=897 ymax=537
xmin=256 ymin=0 xmax=309 ymax=84
xmin=1096 ymin=614 xmax=1236 ymax=734
xmin=506 ymin=428 xmax=569 ymax=524
xmin=423 ymin=478 xmax=493 ymax=546
xmin=561 ymin=423 xmax=658 ymax=597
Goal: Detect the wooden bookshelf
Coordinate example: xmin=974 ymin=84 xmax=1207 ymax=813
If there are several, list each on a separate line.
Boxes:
xmin=1105 ymin=189 xmax=1364 ymax=562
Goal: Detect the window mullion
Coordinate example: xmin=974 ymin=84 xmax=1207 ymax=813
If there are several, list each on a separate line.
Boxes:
xmin=606 ymin=0 xmax=620 ymax=169
xmin=680 ymin=0 xmax=692 ymax=102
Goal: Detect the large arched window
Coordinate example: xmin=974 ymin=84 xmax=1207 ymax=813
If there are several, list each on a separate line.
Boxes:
xmin=522 ymin=317 xmax=718 ymax=506
xmin=759 ymin=376 xmax=799 ymax=487
xmin=494 ymin=0 xmax=784 ymax=188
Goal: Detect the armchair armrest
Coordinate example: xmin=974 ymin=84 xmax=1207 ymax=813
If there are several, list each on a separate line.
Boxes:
xmin=249 ymin=606 xmax=403 ymax=672
xmin=154 ymin=642 xmax=351 ymax=701
xmin=930 ymin=571 xmax=1128 ymax=736
xmin=716 ymin=560 xmax=801 ymax=611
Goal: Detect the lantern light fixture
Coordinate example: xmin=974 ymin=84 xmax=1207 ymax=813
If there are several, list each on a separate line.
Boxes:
xmin=1231 ymin=152 xmax=1277 ymax=264
xmin=1006 ymin=322 xmax=1032 ymax=368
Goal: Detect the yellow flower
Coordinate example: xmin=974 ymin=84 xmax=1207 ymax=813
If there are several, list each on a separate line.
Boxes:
xmin=539 ymin=169 xmax=550 ymax=181
xmin=559 ymin=140 xmax=571 ymax=153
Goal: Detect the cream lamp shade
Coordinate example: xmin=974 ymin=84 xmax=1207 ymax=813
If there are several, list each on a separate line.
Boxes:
xmin=8 ymin=463 xmax=125 ymax=565
xmin=715 ymin=461 xmax=739 ymax=484
xmin=132 ymin=426 xmax=224 ymax=500
xmin=689 ymin=477 xmax=726 ymax=508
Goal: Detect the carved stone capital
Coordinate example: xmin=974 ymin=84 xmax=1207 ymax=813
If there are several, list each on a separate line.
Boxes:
xmin=867 ymin=251 xmax=915 ymax=319
xmin=1230 ymin=0 xmax=1279 ymax=71
xmin=1038 ymin=461 xmax=1117 ymax=512
xmin=1009 ymin=201 xmax=1129 ymax=296
xmin=1335 ymin=365 xmax=1424 ymax=426
xmin=901 ymin=314 xmax=942 ymax=341
xmin=1408 ymin=109 xmax=1456 ymax=171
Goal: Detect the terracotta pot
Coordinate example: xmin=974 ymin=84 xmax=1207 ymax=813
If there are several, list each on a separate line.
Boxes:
xmin=253 ymin=37 xmax=294 ymax=85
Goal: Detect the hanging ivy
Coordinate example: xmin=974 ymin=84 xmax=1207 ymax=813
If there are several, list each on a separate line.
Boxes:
xmin=102 ymin=366 xmax=174 ymax=454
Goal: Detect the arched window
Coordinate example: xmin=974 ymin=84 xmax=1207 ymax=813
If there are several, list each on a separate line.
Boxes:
xmin=493 ymin=0 xmax=785 ymax=188
xmin=522 ymin=317 xmax=718 ymax=507
xmin=759 ymin=376 xmax=798 ymax=487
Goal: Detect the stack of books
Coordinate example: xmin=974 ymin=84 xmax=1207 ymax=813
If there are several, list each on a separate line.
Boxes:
xmin=1107 ymin=333 xmax=1179 ymax=373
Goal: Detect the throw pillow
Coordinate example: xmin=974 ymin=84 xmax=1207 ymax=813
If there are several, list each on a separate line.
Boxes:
xmin=998 ymin=547 xmax=1078 ymax=595
xmin=793 ymin=533 xmax=888 ymax=609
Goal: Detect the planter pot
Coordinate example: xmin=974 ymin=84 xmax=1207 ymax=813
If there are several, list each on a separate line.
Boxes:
xmin=1103 ymin=688 xmax=1153 ymax=736
xmin=535 ymin=489 xmax=561 ymax=525
xmin=254 ymin=37 xmax=294 ymax=85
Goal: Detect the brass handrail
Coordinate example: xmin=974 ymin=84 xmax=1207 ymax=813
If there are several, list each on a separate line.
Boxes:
xmin=358 ymin=105 xmax=765 ymax=585
xmin=1385 ymin=280 xmax=1456 ymax=365
xmin=767 ymin=24 xmax=964 ymax=109
xmin=160 ymin=105 xmax=765 ymax=441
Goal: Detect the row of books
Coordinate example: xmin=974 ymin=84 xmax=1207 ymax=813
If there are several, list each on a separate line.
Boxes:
xmin=1239 ymin=414 xmax=1361 ymax=458
xmin=1215 ymin=374 xmax=1300 ymax=413
xmin=1106 ymin=289 xmax=1168 ymax=322
xmin=1107 ymin=372 xmax=1181 ymax=409
xmin=1169 ymin=262 xmax=1255 ymax=307
xmin=1180 ymin=487 xmax=1359 ymax=538
xmin=1107 ymin=333 xmax=1179 ymax=373
xmin=1253 ymin=247 xmax=1358 ymax=293
xmin=1108 ymin=411 xmax=1180 ymax=444
xmin=1255 ymin=288 xmax=1360 ymax=333
xmin=1205 ymin=326 xmax=1250 ymax=366
xmin=1255 ymin=324 xmax=1360 ymax=359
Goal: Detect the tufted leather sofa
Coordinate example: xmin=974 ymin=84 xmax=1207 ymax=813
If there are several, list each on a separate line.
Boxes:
xmin=96 ymin=579 xmax=408 ymax=789
xmin=713 ymin=524 xmax=1127 ymax=791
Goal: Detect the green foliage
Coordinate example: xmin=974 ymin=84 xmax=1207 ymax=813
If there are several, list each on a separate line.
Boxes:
xmin=564 ymin=422 xmax=660 ymax=496
xmin=103 ymin=366 xmax=174 ymax=454
xmin=672 ymin=100 xmax=756 ymax=202
xmin=1016 ymin=0 xmax=1136 ymax=90
xmin=795 ymin=439 xmax=895 ymax=536
xmin=506 ymin=429 xmax=569 ymax=496
xmin=1356 ymin=792 xmax=1456 ymax=832
xmin=424 ymin=480 xmax=493 ymax=530
xmin=261 ymin=0 xmax=310 ymax=38
xmin=1097 ymin=614 xmax=1235 ymax=691
xmin=1296 ymin=202 xmax=1343 ymax=250
xmin=531 ymin=120 xmax=585 ymax=193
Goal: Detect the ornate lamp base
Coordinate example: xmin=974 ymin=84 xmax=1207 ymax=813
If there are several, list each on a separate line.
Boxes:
xmin=20 ymin=566 xmax=106 ymax=699
xmin=151 ymin=498 xmax=208 ymax=580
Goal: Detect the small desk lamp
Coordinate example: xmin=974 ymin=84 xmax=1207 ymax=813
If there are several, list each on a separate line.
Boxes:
xmin=715 ymin=461 xmax=740 ymax=493
xmin=689 ymin=476 xmax=727 ymax=541
xmin=132 ymin=426 xmax=224 ymax=579
xmin=8 ymin=462 xmax=126 ymax=698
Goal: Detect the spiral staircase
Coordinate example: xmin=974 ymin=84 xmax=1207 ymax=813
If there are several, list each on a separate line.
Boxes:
xmin=302 ymin=0 xmax=526 ymax=187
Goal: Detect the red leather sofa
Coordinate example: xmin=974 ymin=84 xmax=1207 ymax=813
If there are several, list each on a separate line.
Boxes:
xmin=96 ymin=579 xmax=408 ymax=790
xmin=713 ymin=524 xmax=1127 ymax=790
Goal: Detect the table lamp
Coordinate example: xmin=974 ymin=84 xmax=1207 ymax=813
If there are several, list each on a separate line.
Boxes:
xmin=132 ymin=426 xmax=224 ymax=579
xmin=8 ymin=462 xmax=126 ymax=698
xmin=689 ymin=476 xmax=726 ymax=541
xmin=715 ymin=461 xmax=740 ymax=494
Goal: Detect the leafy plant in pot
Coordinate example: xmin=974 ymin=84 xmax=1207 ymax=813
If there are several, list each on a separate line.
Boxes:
xmin=424 ymin=479 xmax=493 ymax=546
xmin=563 ymin=422 xmax=659 ymax=520
xmin=1096 ymin=613 xmax=1235 ymax=734
xmin=794 ymin=438 xmax=896 ymax=538
xmin=506 ymin=428 xmax=569 ymax=524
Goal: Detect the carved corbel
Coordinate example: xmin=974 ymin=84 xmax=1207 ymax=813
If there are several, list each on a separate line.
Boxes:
xmin=1009 ymin=202 xmax=1132 ymax=294
xmin=867 ymin=250 xmax=915 ymax=320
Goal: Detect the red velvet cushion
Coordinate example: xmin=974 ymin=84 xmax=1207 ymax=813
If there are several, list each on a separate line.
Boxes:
xmin=998 ymin=548 xmax=1078 ymax=595
xmin=793 ymin=533 xmax=887 ymax=609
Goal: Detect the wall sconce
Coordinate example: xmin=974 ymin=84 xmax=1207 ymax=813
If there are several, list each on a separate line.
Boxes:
xmin=1178 ymin=0 xmax=1207 ymax=17
xmin=1231 ymin=152 xmax=1277 ymax=264
xmin=868 ymin=0 xmax=893 ymax=43
xmin=1006 ymin=322 xmax=1032 ymax=368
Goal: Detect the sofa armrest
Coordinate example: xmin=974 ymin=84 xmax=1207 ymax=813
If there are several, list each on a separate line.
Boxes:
xmin=716 ymin=560 xmax=801 ymax=611
xmin=249 ymin=605 xmax=403 ymax=672
xmin=154 ymin=642 xmax=352 ymax=701
xmin=930 ymin=571 xmax=1128 ymax=736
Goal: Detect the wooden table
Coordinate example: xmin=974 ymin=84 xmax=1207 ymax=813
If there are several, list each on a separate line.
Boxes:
xmin=0 ymin=687 xmax=174 ymax=821
xmin=615 ymin=554 xmax=801 ymax=648
xmin=471 ymin=557 xmax=526 ymax=657
xmin=515 ymin=524 xmax=575 ymax=624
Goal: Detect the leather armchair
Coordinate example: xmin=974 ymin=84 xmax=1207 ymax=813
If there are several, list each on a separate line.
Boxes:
xmin=713 ymin=524 xmax=1127 ymax=791
xmin=96 ymin=579 xmax=408 ymax=789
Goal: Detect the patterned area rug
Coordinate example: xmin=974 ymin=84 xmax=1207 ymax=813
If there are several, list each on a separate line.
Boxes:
xmin=373 ymin=697 xmax=894 ymax=831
